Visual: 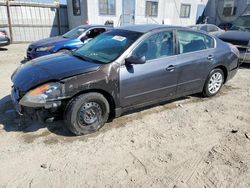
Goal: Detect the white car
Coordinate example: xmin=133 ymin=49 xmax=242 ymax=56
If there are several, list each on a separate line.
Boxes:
xmin=189 ymin=24 xmax=225 ymax=36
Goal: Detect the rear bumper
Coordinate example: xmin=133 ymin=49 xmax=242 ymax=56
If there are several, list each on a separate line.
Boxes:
xmin=0 ymin=38 xmax=10 ymax=47
xmin=227 ymin=66 xmax=238 ymax=82
xmin=239 ymin=51 xmax=250 ymax=63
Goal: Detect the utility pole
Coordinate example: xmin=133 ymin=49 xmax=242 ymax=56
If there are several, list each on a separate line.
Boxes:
xmin=6 ymin=0 xmax=13 ymax=42
xmin=55 ymin=0 xmax=61 ymax=35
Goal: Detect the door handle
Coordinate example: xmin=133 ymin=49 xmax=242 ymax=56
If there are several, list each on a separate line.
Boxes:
xmin=207 ymin=55 xmax=214 ymax=60
xmin=166 ymin=65 xmax=175 ymax=72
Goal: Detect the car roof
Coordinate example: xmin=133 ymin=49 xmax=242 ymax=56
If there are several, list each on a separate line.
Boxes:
xmin=76 ymin=25 xmax=112 ymax=29
xmin=116 ymin=24 xmax=186 ymax=33
xmin=193 ymin=24 xmax=218 ymax=27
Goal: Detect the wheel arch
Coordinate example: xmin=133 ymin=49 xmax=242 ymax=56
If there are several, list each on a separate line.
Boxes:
xmin=213 ymin=65 xmax=228 ymax=83
xmin=69 ymin=89 xmax=117 ymax=119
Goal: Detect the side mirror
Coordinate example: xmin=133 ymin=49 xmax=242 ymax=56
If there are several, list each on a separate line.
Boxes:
xmin=125 ymin=55 xmax=146 ymax=65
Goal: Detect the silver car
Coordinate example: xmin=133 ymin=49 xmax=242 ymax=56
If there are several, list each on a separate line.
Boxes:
xmin=189 ymin=24 xmax=225 ymax=36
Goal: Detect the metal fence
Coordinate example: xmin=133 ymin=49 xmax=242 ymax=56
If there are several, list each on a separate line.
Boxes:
xmin=0 ymin=0 xmax=68 ymax=42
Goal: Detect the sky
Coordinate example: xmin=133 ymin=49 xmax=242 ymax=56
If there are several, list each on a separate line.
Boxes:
xmin=60 ymin=0 xmax=66 ymax=4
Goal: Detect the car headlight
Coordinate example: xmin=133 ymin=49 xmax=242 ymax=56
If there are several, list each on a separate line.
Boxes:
xmin=20 ymin=83 xmax=65 ymax=107
xmin=36 ymin=45 xmax=54 ymax=52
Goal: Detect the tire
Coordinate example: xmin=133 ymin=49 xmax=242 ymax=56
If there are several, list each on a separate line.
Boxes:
xmin=64 ymin=93 xmax=110 ymax=135
xmin=203 ymin=68 xmax=224 ymax=97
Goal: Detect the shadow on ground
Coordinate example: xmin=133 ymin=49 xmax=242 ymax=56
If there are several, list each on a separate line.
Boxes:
xmin=20 ymin=58 xmax=29 ymax=64
xmin=0 ymin=95 xmax=74 ymax=137
xmin=240 ymin=63 xmax=250 ymax=69
xmin=0 ymin=47 xmax=8 ymax=51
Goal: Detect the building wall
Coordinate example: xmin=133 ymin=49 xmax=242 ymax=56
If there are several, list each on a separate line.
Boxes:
xmin=67 ymin=0 xmax=88 ymax=28
xmin=204 ymin=0 xmax=250 ymax=25
xmin=134 ymin=0 xmax=208 ymax=26
xmin=67 ymin=0 xmax=208 ymax=29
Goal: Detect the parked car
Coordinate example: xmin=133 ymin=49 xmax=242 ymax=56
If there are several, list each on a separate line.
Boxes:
xmin=0 ymin=30 xmax=10 ymax=47
xmin=26 ymin=25 xmax=112 ymax=59
xmin=11 ymin=24 xmax=239 ymax=135
xmin=218 ymin=15 xmax=250 ymax=63
xmin=189 ymin=24 xmax=225 ymax=36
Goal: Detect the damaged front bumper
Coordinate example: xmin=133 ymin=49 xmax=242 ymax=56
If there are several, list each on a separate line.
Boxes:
xmin=11 ymin=87 xmax=64 ymax=121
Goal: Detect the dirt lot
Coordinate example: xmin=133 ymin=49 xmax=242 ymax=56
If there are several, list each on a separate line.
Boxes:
xmin=0 ymin=44 xmax=250 ymax=188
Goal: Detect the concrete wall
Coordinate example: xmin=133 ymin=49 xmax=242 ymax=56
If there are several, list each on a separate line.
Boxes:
xmin=67 ymin=0 xmax=208 ymax=29
xmin=67 ymin=0 xmax=88 ymax=28
xmin=0 ymin=1 xmax=68 ymax=42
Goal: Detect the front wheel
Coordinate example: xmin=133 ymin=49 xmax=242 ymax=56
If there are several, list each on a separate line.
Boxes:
xmin=64 ymin=93 xmax=110 ymax=135
xmin=203 ymin=68 xmax=224 ymax=97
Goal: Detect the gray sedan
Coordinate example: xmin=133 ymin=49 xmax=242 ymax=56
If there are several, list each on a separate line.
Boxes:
xmin=11 ymin=24 xmax=239 ymax=135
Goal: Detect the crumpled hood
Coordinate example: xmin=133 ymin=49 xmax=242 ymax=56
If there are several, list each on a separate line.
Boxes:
xmin=12 ymin=53 xmax=101 ymax=92
xmin=30 ymin=36 xmax=74 ymax=47
xmin=218 ymin=31 xmax=250 ymax=45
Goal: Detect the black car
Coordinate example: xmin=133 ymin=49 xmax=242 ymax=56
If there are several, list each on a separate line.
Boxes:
xmin=218 ymin=15 xmax=250 ymax=63
xmin=11 ymin=25 xmax=239 ymax=135
xmin=0 ymin=30 xmax=10 ymax=47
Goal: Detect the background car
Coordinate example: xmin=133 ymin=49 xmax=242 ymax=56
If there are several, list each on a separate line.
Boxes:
xmin=26 ymin=25 xmax=112 ymax=59
xmin=11 ymin=25 xmax=239 ymax=135
xmin=189 ymin=24 xmax=225 ymax=36
xmin=0 ymin=30 xmax=10 ymax=47
xmin=218 ymin=14 xmax=250 ymax=63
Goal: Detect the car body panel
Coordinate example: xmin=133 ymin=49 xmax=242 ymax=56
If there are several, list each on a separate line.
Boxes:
xmin=12 ymin=53 xmax=101 ymax=92
xmin=120 ymin=55 xmax=178 ymax=107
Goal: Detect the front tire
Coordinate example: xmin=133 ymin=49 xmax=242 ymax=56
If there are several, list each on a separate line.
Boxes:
xmin=64 ymin=93 xmax=110 ymax=135
xmin=203 ymin=68 xmax=224 ymax=97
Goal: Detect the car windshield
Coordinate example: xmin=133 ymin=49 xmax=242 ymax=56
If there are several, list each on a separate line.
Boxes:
xmin=63 ymin=27 xmax=86 ymax=38
xmin=230 ymin=16 xmax=250 ymax=32
xmin=72 ymin=29 xmax=143 ymax=64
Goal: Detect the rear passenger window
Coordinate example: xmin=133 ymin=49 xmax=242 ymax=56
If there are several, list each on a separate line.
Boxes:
xmin=177 ymin=31 xmax=213 ymax=54
xmin=133 ymin=31 xmax=174 ymax=61
xmin=205 ymin=35 xmax=214 ymax=48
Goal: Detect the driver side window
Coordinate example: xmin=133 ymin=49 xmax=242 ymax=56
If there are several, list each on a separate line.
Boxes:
xmin=86 ymin=28 xmax=106 ymax=38
xmin=133 ymin=31 xmax=174 ymax=61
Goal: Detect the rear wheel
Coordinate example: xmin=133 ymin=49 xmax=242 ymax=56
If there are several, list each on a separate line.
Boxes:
xmin=64 ymin=93 xmax=110 ymax=135
xmin=203 ymin=68 xmax=224 ymax=97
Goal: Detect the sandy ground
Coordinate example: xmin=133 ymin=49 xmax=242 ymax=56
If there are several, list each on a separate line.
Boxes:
xmin=0 ymin=44 xmax=250 ymax=188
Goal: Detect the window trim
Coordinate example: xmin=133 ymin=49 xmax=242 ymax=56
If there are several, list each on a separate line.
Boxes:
xmin=145 ymin=0 xmax=159 ymax=17
xmin=176 ymin=30 xmax=216 ymax=55
xmin=180 ymin=3 xmax=191 ymax=18
xmin=128 ymin=29 xmax=177 ymax=63
xmin=72 ymin=0 xmax=81 ymax=16
xmin=99 ymin=0 xmax=116 ymax=16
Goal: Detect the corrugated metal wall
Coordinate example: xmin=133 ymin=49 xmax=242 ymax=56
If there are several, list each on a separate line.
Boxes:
xmin=0 ymin=1 xmax=68 ymax=42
